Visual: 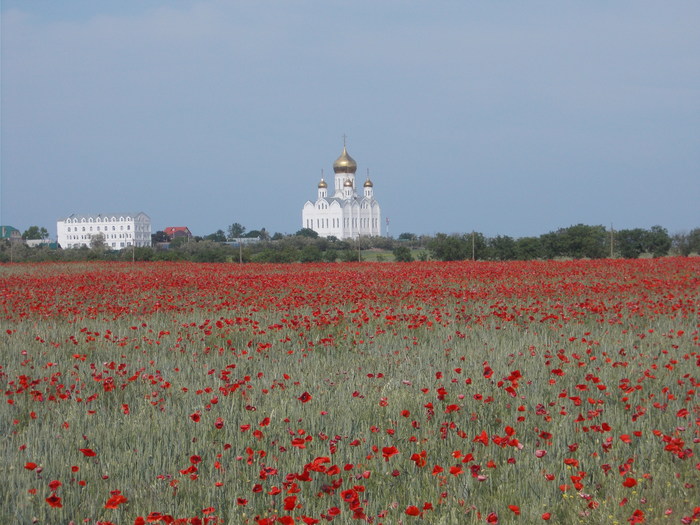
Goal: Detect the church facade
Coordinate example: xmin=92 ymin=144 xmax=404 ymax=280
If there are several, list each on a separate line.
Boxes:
xmin=302 ymin=146 xmax=381 ymax=240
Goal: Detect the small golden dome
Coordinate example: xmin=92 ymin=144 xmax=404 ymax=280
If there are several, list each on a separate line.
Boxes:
xmin=364 ymin=178 xmax=373 ymax=187
xmin=318 ymin=178 xmax=328 ymax=188
xmin=333 ymin=146 xmax=357 ymax=174
xmin=343 ymin=178 xmax=353 ymax=187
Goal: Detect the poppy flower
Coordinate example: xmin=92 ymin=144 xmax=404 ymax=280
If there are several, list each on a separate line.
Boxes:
xmin=298 ymin=392 xmax=312 ymax=403
xmin=104 ymin=493 xmax=128 ymax=509
xmin=405 ymin=505 xmax=421 ymax=516
xmin=45 ymin=493 xmax=62 ymax=508
xmin=79 ymin=448 xmax=96 ymax=457
xmin=382 ymin=446 xmax=399 ymax=461
xmin=24 ymin=462 xmax=38 ymax=470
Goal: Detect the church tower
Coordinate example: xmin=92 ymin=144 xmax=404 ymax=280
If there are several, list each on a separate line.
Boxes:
xmin=333 ymin=146 xmax=357 ymax=197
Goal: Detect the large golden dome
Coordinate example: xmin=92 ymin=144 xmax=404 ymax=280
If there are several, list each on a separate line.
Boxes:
xmin=333 ymin=146 xmax=357 ymax=174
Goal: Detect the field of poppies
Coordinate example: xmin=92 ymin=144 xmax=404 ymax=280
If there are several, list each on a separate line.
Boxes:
xmin=1 ymin=259 xmax=698 ymax=524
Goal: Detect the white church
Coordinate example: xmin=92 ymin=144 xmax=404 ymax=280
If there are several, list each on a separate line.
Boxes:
xmin=302 ymin=145 xmax=381 ymax=240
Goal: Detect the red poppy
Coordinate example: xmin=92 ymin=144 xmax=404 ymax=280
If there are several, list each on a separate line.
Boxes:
xmin=104 ymin=493 xmax=128 ymax=509
xmin=298 ymin=392 xmax=312 ymax=403
xmin=79 ymin=448 xmax=96 ymax=457
xmin=405 ymin=505 xmax=421 ymax=516
xmin=382 ymin=446 xmax=399 ymax=461
xmin=24 ymin=462 xmax=38 ymax=470
xmin=622 ymin=478 xmax=637 ymax=488
xmin=45 ymin=493 xmax=62 ymax=508
xmin=508 ymin=505 xmax=521 ymax=515
xmin=473 ymin=430 xmax=489 ymax=446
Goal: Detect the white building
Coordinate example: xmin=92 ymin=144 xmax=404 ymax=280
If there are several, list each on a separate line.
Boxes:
xmin=57 ymin=212 xmax=152 ymax=249
xmin=302 ymin=146 xmax=381 ymax=240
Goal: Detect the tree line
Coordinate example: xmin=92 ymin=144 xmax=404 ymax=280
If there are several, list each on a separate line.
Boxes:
xmin=1 ymin=223 xmax=698 ymax=264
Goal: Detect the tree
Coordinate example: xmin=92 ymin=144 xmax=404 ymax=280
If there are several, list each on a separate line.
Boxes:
xmin=515 ymin=237 xmax=543 ymax=260
xmin=152 ymin=231 xmax=170 ymax=243
xmin=393 ymin=245 xmax=414 ymax=262
xmin=428 ymin=233 xmax=469 ymax=261
xmin=646 ymin=225 xmax=671 ymax=258
xmin=295 ymin=228 xmax=319 ymax=239
xmin=489 ymin=235 xmax=516 ymax=260
xmin=90 ymin=233 xmax=106 ymax=251
xmin=687 ymin=228 xmax=700 ymax=255
xmin=22 ymin=226 xmax=49 ymax=240
xmin=205 ymin=230 xmax=227 ymax=242
xmin=618 ymin=226 xmax=671 ymax=258
xmin=227 ymin=223 xmax=246 ymax=240
xmin=541 ymin=224 xmax=606 ymax=259
xmin=299 ymin=245 xmax=323 ymax=263
xmin=617 ymin=228 xmax=647 ymax=258
xmin=398 ymin=232 xmax=417 ymax=241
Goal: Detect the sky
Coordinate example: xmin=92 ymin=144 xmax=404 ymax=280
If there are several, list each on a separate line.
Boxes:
xmin=2 ymin=1 xmax=699 ymax=239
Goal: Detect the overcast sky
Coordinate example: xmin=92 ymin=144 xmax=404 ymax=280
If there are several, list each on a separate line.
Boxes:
xmin=2 ymin=1 xmax=698 ymax=238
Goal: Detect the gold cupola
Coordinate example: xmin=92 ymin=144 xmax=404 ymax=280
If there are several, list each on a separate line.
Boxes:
xmin=318 ymin=178 xmax=328 ymax=188
xmin=333 ymin=146 xmax=357 ymax=174
xmin=363 ymin=178 xmax=373 ymax=187
xmin=343 ymin=178 xmax=353 ymax=187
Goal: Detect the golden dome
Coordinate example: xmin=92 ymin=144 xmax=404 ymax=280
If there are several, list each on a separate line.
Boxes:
xmin=333 ymin=146 xmax=357 ymax=174
xmin=363 ymin=178 xmax=373 ymax=187
xmin=343 ymin=178 xmax=353 ymax=187
xmin=318 ymin=178 xmax=328 ymax=188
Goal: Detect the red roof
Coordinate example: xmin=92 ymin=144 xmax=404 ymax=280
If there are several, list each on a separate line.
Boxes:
xmin=164 ymin=227 xmax=191 ymax=236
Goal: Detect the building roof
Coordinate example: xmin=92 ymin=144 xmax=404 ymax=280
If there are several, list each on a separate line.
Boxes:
xmin=333 ymin=146 xmax=357 ymax=174
xmin=164 ymin=226 xmax=192 ymax=236
xmin=58 ymin=212 xmax=150 ymax=221
xmin=0 ymin=226 xmax=21 ymax=239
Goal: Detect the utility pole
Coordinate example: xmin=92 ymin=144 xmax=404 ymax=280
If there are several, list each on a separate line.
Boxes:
xmin=610 ymin=223 xmax=614 ymax=258
xmin=472 ymin=231 xmax=476 ymax=261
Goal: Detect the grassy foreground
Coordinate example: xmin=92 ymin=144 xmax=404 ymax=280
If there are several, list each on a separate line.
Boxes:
xmin=1 ymin=259 xmax=698 ymax=524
